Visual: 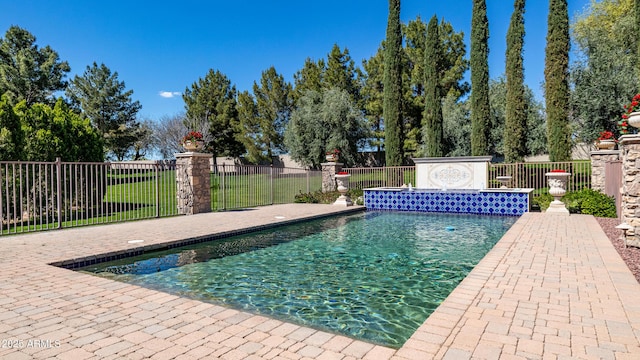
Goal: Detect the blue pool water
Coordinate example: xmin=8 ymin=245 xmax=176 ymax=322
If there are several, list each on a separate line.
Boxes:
xmin=80 ymin=211 xmax=516 ymax=348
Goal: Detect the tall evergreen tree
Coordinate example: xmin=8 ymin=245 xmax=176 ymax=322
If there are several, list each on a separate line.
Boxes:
xmin=183 ymin=69 xmax=244 ymax=160
xmin=292 ymin=58 xmax=325 ymax=102
xmin=323 ymin=44 xmax=360 ymax=101
xmin=504 ymin=0 xmax=527 ymax=163
xmin=362 ymin=46 xmax=385 ymax=153
xmin=66 ymin=62 xmax=142 ymax=160
xmin=402 ymin=17 xmax=469 ymax=155
xmin=545 ymin=0 xmax=571 ymax=161
xmin=0 ymin=26 xmax=70 ymax=106
xmin=422 ymin=15 xmax=444 ymax=157
xmin=636 ymin=0 xmax=640 ymax=78
xmin=470 ymin=0 xmax=491 ymax=156
xmin=0 ymin=95 xmax=23 ymax=160
xmin=383 ymin=0 xmax=404 ymax=165
xmin=250 ymin=66 xmax=293 ymax=161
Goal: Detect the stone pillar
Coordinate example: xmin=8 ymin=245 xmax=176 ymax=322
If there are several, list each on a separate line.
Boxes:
xmin=590 ymin=150 xmax=620 ymax=192
xmin=321 ymin=162 xmax=343 ymax=192
xmin=176 ymin=152 xmax=213 ymax=215
xmin=619 ymin=135 xmax=640 ymax=246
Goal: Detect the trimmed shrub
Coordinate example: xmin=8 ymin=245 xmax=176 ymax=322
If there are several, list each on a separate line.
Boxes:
xmin=533 ymin=188 xmax=616 ymax=218
xmin=294 ymin=188 xmax=364 ymax=205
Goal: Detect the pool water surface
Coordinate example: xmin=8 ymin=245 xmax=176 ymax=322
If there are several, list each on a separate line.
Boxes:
xmin=79 ymin=211 xmax=516 ymax=348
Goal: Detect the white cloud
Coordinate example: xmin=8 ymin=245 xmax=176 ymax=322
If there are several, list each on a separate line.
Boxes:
xmin=159 ymin=91 xmax=181 ymax=98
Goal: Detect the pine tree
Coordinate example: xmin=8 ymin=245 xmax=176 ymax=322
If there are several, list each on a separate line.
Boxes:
xmin=323 ymin=44 xmax=360 ymax=101
xmin=183 ymin=69 xmax=244 ymax=160
xmin=66 ymin=62 xmax=142 ymax=160
xmin=383 ymin=0 xmax=404 ymax=165
xmin=0 ymin=26 xmax=70 ymax=106
xmin=422 ymin=15 xmax=444 ymax=157
xmin=470 ymin=0 xmax=491 ymax=156
xmin=292 ymin=58 xmax=325 ymax=102
xmin=545 ymin=0 xmax=571 ymax=161
xmin=504 ymin=0 xmax=527 ymax=163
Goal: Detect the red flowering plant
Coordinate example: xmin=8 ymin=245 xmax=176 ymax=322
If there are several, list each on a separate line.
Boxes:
xmin=550 ymin=169 xmax=566 ymax=173
xmin=597 ymin=130 xmax=616 ymax=142
xmin=326 ymin=148 xmax=340 ymax=157
xmin=336 ymin=171 xmax=349 ymax=175
xmin=182 ymin=131 xmax=203 ymax=144
xmin=619 ymin=93 xmax=640 ymax=135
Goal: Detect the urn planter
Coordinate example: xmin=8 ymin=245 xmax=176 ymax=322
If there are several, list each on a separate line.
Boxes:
xmin=183 ymin=140 xmax=204 ymax=152
xmin=628 ymin=111 xmax=640 ymax=128
xmin=545 ymin=172 xmax=571 ymax=213
xmin=595 ymin=139 xmax=616 ymax=150
xmin=496 ymin=175 xmax=512 ymax=189
xmin=334 ymin=174 xmax=353 ymax=206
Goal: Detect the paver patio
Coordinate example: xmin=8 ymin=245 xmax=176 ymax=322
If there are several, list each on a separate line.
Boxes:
xmin=0 ymin=204 xmax=639 ymax=359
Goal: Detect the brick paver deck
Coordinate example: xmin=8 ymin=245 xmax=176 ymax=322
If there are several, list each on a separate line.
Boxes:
xmin=1 ymin=205 xmax=639 ymax=359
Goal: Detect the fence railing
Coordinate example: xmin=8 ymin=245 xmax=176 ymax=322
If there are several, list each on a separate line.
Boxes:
xmin=1 ymin=159 xmax=178 ymax=235
xmin=343 ymin=162 xmax=591 ymax=198
xmin=342 ymin=166 xmax=416 ymax=189
xmin=212 ymin=165 xmax=322 ymax=210
xmin=488 ymin=161 xmax=591 ymax=196
xmin=1 ymin=159 xmax=591 ymax=236
xmin=1 ymin=160 xmax=323 ymax=235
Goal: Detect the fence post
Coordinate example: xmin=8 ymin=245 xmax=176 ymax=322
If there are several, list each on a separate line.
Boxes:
xmin=321 ymin=161 xmax=342 ymax=192
xmin=155 ymin=161 xmax=160 ymax=218
xmin=56 ymin=157 xmax=62 ymax=229
xmin=270 ymin=165 xmax=274 ymax=205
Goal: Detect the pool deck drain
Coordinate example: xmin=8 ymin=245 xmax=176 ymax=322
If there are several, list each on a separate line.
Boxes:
xmin=0 ymin=204 xmax=639 ymax=359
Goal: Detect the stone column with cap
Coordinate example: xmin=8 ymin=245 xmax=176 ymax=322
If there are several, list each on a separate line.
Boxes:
xmin=321 ymin=161 xmax=343 ymax=192
xmin=176 ymin=152 xmax=213 ymax=215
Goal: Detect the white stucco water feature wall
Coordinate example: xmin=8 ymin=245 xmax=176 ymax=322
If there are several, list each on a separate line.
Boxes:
xmin=413 ymin=156 xmax=493 ymax=190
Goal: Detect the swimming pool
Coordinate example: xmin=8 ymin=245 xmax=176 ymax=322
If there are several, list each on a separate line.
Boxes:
xmin=79 ymin=211 xmax=516 ymax=348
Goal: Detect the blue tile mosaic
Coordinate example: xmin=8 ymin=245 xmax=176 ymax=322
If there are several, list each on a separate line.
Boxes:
xmin=364 ymin=189 xmax=530 ymax=216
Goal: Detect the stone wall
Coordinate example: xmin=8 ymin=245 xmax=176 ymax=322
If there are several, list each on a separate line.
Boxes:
xmin=590 ymin=150 xmax=620 ymax=192
xmin=176 ymin=152 xmax=213 ymax=215
xmin=619 ymin=135 xmax=640 ymax=247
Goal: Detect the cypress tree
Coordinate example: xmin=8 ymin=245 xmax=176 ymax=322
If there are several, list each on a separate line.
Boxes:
xmin=636 ymin=0 xmax=640 ymax=79
xmin=504 ymin=0 xmax=527 ymax=163
xmin=423 ymin=15 xmax=444 ymax=157
xmin=470 ymin=0 xmax=491 ymax=156
xmin=383 ymin=0 xmax=404 ymax=165
xmin=545 ymin=0 xmax=571 ymax=162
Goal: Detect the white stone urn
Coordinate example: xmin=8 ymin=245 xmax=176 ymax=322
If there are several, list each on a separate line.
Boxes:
xmin=334 ymin=173 xmax=353 ymax=206
xmin=545 ymin=171 xmax=571 ymax=213
xmin=628 ymin=111 xmax=640 ymax=128
xmin=496 ymin=175 xmax=512 ymax=189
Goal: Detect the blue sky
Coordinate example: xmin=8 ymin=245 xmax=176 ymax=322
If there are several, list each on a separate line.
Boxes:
xmin=2 ymin=0 xmax=591 ymax=121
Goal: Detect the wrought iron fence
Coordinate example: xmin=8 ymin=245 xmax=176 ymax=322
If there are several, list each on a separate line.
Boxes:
xmin=342 ymin=166 xmax=416 ymax=189
xmin=343 ymin=162 xmax=590 ymax=198
xmin=1 ymin=160 xmax=322 ymax=235
xmin=1 ymin=159 xmax=178 ymax=235
xmin=488 ymin=161 xmax=591 ymax=196
xmin=212 ymin=164 xmax=322 ymax=210
xmin=1 ymin=158 xmax=590 ymax=236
